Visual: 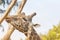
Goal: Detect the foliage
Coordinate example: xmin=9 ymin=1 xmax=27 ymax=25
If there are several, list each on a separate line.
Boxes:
xmin=0 ymin=0 xmax=19 ymax=7
xmin=0 ymin=0 xmax=21 ymax=13
xmin=41 ymin=23 xmax=60 ymax=40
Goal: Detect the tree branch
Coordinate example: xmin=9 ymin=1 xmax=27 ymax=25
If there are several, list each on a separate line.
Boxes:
xmin=0 ymin=0 xmax=17 ymax=24
xmin=16 ymin=0 xmax=27 ymax=15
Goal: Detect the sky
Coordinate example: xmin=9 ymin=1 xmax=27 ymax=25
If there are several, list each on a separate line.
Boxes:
xmin=0 ymin=0 xmax=60 ymax=40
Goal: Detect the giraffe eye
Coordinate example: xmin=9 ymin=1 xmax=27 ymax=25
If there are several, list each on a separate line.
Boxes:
xmin=23 ymin=18 xmax=27 ymax=21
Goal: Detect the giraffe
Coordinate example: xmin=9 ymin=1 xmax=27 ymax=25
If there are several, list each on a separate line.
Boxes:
xmin=0 ymin=0 xmax=41 ymax=40
xmin=5 ymin=12 xmax=41 ymax=40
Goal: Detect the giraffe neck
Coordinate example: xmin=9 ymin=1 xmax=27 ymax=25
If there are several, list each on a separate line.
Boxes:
xmin=26 ymin=27 xmax=41 ymax=40
xmin=2 ymin=26 xmax=15 ymax=40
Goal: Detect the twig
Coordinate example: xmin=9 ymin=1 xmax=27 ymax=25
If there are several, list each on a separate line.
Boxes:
xmin=16 ymin=0 xmax=27 ymax=15
xmin=1 ymin=23 xmax=15 ymax=40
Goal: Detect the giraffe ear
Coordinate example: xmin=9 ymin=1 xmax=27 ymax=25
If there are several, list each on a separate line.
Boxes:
xmin=33 ymin=24 xmax=40 ymax=27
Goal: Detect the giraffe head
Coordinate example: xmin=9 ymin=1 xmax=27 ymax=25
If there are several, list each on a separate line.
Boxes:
xmin=5 ymin=13 xmax=29 ymax=33
xmin=5 ymin=12 xmax=40 ymax=36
